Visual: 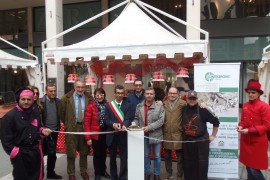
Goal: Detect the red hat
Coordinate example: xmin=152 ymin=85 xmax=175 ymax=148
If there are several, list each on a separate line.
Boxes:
xmin=244 ymin=81 xmax=264 ymax=95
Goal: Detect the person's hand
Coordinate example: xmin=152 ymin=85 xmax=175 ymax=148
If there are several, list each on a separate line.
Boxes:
xmin=238 ymin=128 xmax=248 ymax=134
xmin=122 ymin=125 xmax=127 ymax=131
xmin=87 ymin=139 xmax=92 ymax=146
xmin=236 ymin=126 xmax=243 ymax=132
xmin=209 ymin=135 xmax=216 ymax=142
xmin=42 ymin=128 xmax=52 ymax=136
xmin=143 ymin=126 xmax=149 ymax=133
xmin=155 ymin=101 xmax=163 ymax=106
xmin=199 ymin=102 xmax=207 ymax=109
xmin=113 ymin=123 xmax=121 ymax=131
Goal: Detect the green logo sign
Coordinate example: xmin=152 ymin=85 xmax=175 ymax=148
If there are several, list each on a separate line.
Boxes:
xmin=205 ymin=72 xmax=231 ymax=82
xmin=205 ymin=72 xmax=215 ymax=81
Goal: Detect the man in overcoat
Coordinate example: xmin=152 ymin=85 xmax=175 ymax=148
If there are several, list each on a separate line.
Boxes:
xmin=163 ymin=87 xmax=186 ymax=180
xmin=60 ymin=78 xmax=92 ymax=180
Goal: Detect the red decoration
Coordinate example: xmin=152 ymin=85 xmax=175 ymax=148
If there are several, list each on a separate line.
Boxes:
xmin=125 ymin=74 xmax=136 ymax=83
xmin=103 ymin=75 xmax=115 ymax=84
xmin=152 ymin=71 xmax=165 ymax=81
xmin=176 ymin=67 xmax=189 ymax=78
xmin=90 ymin=60 xmax=105 ymax=78
xmin=85 ymin=75 xmax=96 ymax=86
xmin=67 ymin=74 xmax=78 ymax=83
xmin=142 ymin=58 xmax=178 ymax=75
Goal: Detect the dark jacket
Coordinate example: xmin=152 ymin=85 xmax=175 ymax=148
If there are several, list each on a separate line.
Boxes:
xmin=154 ymin=87 xmax=165 ymax=101
xmin=104 ymin=100 xmax=132 ymax=146
xmin=126 ymin=89 xmax=145 ymax=119
xmin=40 ymin=95 xmax=61 ymax=131
xmin=1 ymin=106 xmax=42 ymax=155
xmin=181 ymin=103 xmax=219 ymax=140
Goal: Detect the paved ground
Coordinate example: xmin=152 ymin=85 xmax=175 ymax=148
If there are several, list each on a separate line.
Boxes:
xmin=0 ymin=142 xmax=269 ymax=180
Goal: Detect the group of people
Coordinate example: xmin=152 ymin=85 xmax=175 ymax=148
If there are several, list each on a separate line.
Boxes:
xmin=1 ymin=77 xmax=269 ymax=180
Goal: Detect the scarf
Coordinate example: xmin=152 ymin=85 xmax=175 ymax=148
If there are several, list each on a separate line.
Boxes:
xmin=94 ymin=99 xmax=106 ymax=127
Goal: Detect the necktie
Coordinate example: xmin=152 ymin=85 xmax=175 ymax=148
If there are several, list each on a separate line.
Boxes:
xmin=118 ymin=103 xmax=120 ymax=107
xmin=78 ymin=96 xmax=83 ymax=122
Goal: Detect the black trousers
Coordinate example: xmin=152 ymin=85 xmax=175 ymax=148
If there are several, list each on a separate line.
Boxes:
xmin=12 ymin=146 xmax=41 ymax=180
xmin=183 ymin=140 xmax=209 ymax=180
xmin=109 ymin=132 xmax=127 ymax=180
xmin=47 ymin=132 xmax=58 ymax=175
xmin=92 ymin=133 xmax=108 ymax=176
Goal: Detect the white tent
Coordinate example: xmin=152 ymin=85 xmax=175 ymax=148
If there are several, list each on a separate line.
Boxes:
xmin=43 ymin=0 xmax=209 ymax=63
xmin=0 ymin=37 xmax=42 ymax=93
xmin=258 ymin=44 xmax=270 ymax=104
xmin=0 ymin=49 xmax=37 ymax=69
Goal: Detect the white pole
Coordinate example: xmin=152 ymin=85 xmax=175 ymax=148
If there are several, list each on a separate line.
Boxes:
xmin=128 ymin=130 xmax=144 ymax=180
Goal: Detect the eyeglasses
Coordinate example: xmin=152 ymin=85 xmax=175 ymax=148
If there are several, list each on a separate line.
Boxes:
xmin=95 ymin=94 xmax=104 ymax=98
xmin=75 ymin=86 xmax=85 ymax=89
xmin=34 ymin=92 xmax=39 ymax=96
xmin=188 ymin=97 xmax=197 ymax=100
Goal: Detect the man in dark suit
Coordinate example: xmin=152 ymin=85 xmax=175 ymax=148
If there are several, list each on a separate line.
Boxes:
xmin=104 ymin=85 xmax=132 ymax=180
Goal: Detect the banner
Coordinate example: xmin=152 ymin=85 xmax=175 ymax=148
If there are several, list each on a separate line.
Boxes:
xmin=194 ymin=63 xmax=240 ymax=179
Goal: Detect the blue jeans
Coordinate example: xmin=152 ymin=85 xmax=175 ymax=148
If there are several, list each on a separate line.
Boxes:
xmin=246 ymin=167 xmax=265 ymax=180
xmin=144 ymin=138 xmax=161 ymax=176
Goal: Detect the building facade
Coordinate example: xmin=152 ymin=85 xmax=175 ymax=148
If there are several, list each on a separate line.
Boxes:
xmin=0 ymin=0 xmax=269 ymax=104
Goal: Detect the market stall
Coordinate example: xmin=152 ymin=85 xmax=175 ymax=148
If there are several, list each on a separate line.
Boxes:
xmin=42 ymin=0 xmax=209 ymax=160
xmin=0 ymin=37 xmax=41 ymax=93
xmin=42 ymin=0 xmax=209 ymax=99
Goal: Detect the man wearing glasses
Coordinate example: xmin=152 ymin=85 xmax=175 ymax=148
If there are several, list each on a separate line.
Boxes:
xmin=104 ymin=85 xmax=132 ymax=180
xmin=163 ymin=87 xmax=186 ymax=180
xmin=127 ymin=79 xmax=162 ymax=119
xmin=181 ymin=90 xmax=219 ymax=180
xmin=40 ymin=83 xmax=62 ymax=179
xmin=60 ymin=78 xmax=92 ymax=180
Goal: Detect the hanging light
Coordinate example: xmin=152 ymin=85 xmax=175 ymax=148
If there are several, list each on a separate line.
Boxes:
xmin=176 ymin=67 xmax=189 ymax=78
xmin=124 ymin=74 xmax=136 ymax=84
xmin=152 ymin=71 xmax=165 ymax=82
xmin=103 ymin=75 xmax=115 ymax=84
xmin=85 ymin=75 xmax=96 ymax=86
xmin=67 ymin=73 xmax=78 ymax=83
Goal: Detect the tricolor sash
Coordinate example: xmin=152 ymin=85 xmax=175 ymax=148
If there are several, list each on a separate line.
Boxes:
xmin=108 ymin=100 xmax=124 ymax=125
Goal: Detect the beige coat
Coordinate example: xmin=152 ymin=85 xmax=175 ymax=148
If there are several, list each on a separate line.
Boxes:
xmin=163 ymin=98 xmax=186 ymax=150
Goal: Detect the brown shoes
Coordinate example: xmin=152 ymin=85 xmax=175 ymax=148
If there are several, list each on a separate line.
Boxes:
xmin=144 ymin=173 xmax=151 ymax=180
xmin=69 ymin=175 xmax=76 ymax=180
xmin=81 ymin=172 xmax=89 ymax=180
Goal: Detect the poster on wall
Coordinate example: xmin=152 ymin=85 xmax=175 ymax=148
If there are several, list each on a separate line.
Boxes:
xmin=194 ymin=63 xmax=240 ymax=179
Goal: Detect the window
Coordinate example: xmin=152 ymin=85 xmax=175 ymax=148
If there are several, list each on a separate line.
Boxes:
xmin=201 ymin=0 xmax=270 ymax=20
xmin=0 ymin=8 xmax=27 ymax=36
xmin=109 ymin=0 xmax=187 ymax=23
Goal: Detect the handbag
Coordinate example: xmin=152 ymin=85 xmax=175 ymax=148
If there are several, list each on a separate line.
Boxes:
xmin=42 ymin=135 xmax=56 ymax=156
